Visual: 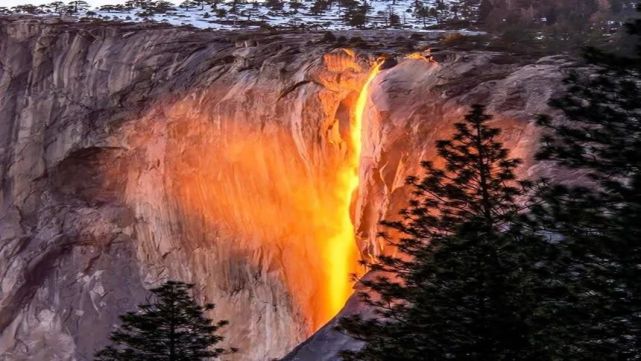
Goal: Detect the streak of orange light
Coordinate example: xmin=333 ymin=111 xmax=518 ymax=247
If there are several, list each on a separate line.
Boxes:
xmin=324 ymin=62 xmax=382 ymax=317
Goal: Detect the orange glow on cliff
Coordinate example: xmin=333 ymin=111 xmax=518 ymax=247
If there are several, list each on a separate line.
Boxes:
xmin=405 ymin=50 xmax=434 ymax=62
xmin=325 ymin=62 xmax=381 ymax=317
xmin=125 ymin=57 xmax=383 ymax=334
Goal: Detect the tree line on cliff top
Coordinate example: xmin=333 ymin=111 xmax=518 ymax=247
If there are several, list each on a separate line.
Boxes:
xmin=1 ymin=0 xmax=636 ymax=43
xmin=88 ymin=4 xmax=641 ymax=361
xmin=339 ymin=3 xmax=641 ymax=360
xmin=0 ymin=0 xmax=463 ymax=29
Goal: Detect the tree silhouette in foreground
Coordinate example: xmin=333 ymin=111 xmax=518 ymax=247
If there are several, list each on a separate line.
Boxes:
xmin=95 ymin=281 xmax=234 ymax=361
xmin=338 ymin=105 xmax=538 ymax=360
xmin=529 ymin=3 xmax=641 ymax=359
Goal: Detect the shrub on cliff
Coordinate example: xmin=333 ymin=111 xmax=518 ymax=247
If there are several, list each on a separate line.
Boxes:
xmin=321 ymin=31 xmax=336 ymax=42
xmin=338 ymin=105 xmax=541 ymax=360
xmin=95 ymin=281 xmax=236 ymax=361
xmin=343 ymin=0 xmax=368 ymax=27
xmin=310 ymin=0 xmax=329 ymax=15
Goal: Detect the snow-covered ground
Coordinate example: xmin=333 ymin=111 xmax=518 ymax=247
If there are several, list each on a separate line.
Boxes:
xmin=3 ymin=0 xmax=477 ymax=31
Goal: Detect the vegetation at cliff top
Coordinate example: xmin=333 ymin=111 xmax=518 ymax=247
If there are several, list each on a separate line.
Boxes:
xmin=0 ymin=0 xmax=637 ymax=51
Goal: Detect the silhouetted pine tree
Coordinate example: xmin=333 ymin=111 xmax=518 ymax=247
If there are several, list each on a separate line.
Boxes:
xmin=95 ymin=281 xmax=234 ymax=361
xmin=530 ymin=3 xmax=641 ymax=359
xmin=338 ymin=105 xmax=538 ymax=360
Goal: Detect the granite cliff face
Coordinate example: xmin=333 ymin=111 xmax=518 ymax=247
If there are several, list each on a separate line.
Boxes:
xmin=0 ymin=17 xmax=565 ymax=361
xmin=284 ymin=51 xmax=567 ymax=361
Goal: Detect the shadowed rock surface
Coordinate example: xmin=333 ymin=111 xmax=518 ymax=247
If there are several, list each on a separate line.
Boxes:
xmin=0 ymin=17 xmax=567 ymax=361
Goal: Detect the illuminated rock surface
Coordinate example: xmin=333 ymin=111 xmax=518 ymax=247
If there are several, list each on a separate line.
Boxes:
xmin=0 ymin=17 xmax=565 ymax=361
xmin=283 ymin=53 xmax=567 ymax=361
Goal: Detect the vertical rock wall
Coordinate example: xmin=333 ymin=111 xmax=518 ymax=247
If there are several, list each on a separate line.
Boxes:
xmin=0 ymin=18 xmax=372 ymax=361
xmin=0 ymin=17 xmax=567 ymax=361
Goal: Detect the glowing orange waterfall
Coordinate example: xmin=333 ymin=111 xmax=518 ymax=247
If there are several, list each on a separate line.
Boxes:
xmin=160 ymin=59 xmax=383 ymax=333
xmin=323 ymin=62 xmax=382 ymax=324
